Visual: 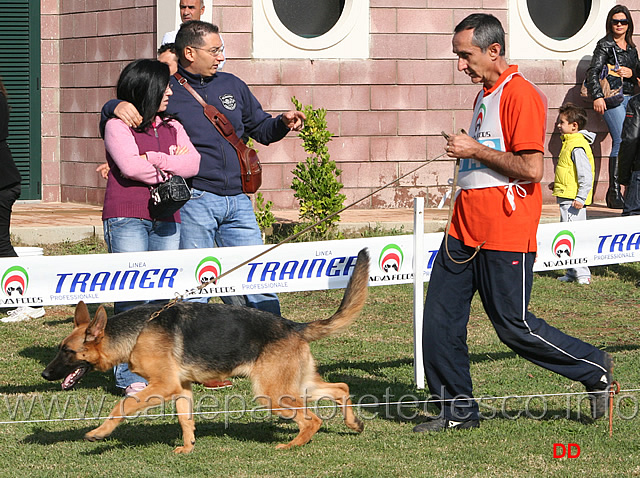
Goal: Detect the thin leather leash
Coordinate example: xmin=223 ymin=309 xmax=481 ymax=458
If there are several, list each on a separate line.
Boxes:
xmin=441 ymin=130 xmax=485 ymax=265
xmin=147 ymin=150 xmax=450 ymax=321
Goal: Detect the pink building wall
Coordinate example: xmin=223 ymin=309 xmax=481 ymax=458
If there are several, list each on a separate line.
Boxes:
xmin=40 ymin=1 xmax=640 ymax=209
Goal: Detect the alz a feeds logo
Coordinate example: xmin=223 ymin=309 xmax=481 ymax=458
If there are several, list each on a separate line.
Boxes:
xmin=195 ymin=256 xmax=222 ymax=285
xmin=553 ymin=230 xmax=576 ymax=258
xmin=379 ymin=244 xmax=404 ymax=273
xmin=2 ymin=265 xmax=28 ymax=296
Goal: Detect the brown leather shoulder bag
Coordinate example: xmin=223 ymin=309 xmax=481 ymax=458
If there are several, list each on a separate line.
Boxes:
xmin=174 ymin=73 xmax=262 ymax=194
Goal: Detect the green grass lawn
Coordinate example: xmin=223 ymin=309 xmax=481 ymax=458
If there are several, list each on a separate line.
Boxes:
xmin=0 ymin=241 xmax=639 ymax=477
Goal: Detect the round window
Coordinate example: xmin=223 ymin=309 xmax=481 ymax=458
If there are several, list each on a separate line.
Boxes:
xmin=273 ymin=0 xmax=345 ymax=38
xmin=516 ymin=0 xmax=611 ymax=52
xmin=261 ymin=0 xmax=360 ymax=51
xmin=527 ymin=0 xmax=592 ymax=40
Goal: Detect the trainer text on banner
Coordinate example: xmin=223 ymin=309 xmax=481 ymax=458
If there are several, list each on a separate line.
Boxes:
xmin=0 ymin=217 xmax=638 ymax=306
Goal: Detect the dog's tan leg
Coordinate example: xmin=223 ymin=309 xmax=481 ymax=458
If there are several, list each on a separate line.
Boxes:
xmin=84 ymin=386 xmax=166 ymax=442
xmin=173 ymin=384 xmax=196 ymax=454
xmin=252 ymin=340 xmax=327 ymax=448
xmin=272 ymin=395 xmax=322 ymax=450
xmin=306 ymin=376 xmax=364 ymax=433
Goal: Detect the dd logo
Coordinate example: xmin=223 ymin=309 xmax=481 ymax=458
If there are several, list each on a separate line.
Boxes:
xmin=553 ymin=443 xmax=581 ymax=458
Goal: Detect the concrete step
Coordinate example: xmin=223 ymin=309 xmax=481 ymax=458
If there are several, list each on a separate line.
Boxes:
xmin=8 ymin=201 xmax=623 ymax=245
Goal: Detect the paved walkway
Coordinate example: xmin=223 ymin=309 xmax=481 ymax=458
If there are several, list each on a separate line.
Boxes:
xmin=9 ymin=201 xmax=623 ymax=245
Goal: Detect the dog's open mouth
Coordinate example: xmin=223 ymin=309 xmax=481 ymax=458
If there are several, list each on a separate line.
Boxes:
xmin=61 ymin=364 xmax=91 ymax=390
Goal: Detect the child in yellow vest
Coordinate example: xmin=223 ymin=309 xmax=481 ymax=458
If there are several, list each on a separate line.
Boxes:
xmin=552 ymin=103 xmax=595 ymax=284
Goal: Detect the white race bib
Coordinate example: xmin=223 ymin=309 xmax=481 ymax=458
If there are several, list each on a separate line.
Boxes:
xmin=457 ymin=72 xmax=533 ymax=211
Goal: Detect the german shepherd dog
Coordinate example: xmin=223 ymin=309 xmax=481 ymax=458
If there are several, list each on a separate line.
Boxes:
xmin=42 ymin=248 xmax=369 ymax=453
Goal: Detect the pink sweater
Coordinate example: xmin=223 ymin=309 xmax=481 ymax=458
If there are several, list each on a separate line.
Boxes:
xmin=104 ymin=117 xmax=200 ymax=184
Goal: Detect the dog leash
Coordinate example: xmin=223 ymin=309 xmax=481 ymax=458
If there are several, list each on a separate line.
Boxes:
xmin=440 ymin=130 xmax=485 ymax=265
xmin=147 ymin=151 xmax=450 ymax=321
xmin=442 ymin=157 xmax=485 ymax=264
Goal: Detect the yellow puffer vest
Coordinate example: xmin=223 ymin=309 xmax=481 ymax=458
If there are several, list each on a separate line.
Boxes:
xmin=553 ymin=132 xmax=595 ymax=205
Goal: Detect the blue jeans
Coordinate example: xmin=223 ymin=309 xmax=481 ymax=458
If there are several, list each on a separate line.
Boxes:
xmin=557 ymin=199 xmax=590 ymax=279
xmin=603 ymin=95 xmax=631 ymax=157
xmin=104 ymin=217 xmax=181 ymax=389
xmin=179 ymin=189 xmax=281 ymax=315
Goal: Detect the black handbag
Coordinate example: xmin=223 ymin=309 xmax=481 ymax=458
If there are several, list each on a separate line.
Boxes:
xmin=148 ymin=166 xmax=191 ymax=219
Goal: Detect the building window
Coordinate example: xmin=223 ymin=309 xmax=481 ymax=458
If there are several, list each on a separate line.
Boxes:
xmin=509 ymin=0 xmax=614 ymax=59
xmin=253 ymin=0 xmax=369 ymax=59
xmin=273 ymin=0 xmax=345 ymax=38
xmin=527 ymin=0 xmax=591 ymax=40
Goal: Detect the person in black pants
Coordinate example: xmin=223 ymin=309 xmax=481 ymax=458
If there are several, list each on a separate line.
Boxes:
xmin=413 ymin=14 xmax=613 ymax=433
xmin=0 ymin=77 xmax=20 ymax=258
xmin=0 ymin=77 xmax=45 ymax=323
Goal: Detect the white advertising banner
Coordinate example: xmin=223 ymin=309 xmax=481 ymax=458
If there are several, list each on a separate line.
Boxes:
xmin=1 ymin=216 xmax=639 ymax=307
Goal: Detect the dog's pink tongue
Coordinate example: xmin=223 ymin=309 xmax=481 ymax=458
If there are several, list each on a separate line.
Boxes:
xmin=61 ymin=368 xmax=81 ymax=390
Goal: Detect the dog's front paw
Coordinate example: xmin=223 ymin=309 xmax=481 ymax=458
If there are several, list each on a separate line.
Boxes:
xmin=351 ymin=418 xmax=364 ymax=433
xmin=173 ymin=444 xmax=195 ymax=454
xmin=84 ymin=429 xmax=108 ymax=442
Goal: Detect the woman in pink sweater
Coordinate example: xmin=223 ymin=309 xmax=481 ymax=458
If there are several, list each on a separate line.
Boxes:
xmin=102 ymin=59 xmax=200 ymax=395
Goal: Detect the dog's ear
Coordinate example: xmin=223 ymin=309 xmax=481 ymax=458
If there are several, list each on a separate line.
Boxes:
xmin=85 ymin=305 xmax=108 ymax=343
xmin=73 ymin=301 xmax=91 ymax=328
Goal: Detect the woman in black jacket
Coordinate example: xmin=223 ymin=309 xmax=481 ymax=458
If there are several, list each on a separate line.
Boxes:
xmin=586 ymin=5 xmax=638 ymax=209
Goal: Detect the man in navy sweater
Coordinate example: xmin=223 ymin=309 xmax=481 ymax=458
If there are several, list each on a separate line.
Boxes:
xmin=101 ymin=21 xmax=304 ymax=322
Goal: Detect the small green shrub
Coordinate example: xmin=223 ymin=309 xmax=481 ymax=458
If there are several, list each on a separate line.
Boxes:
xmin=254 ymin=192 xmax=275 ymax=235
xmin=290 ymin=96 xmax=346 ymax=240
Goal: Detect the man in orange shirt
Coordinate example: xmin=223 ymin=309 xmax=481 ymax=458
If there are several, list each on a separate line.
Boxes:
xmin=413 ymin=13 xmax=613 ymax=432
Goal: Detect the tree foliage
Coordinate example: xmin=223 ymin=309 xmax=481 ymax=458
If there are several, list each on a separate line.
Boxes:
xmin=290 ymin=96 xmax=345 ymax=239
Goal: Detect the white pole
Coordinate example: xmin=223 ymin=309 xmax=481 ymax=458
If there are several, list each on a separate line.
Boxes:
xmin=412 ymin=197 xmax=425 ymax=389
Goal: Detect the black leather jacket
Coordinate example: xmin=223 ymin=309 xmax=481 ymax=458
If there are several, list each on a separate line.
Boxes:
xmin=586 ymin=36 xmax=638 ymax=99
xmin=619 ymin=94 xmax=640 ymax=185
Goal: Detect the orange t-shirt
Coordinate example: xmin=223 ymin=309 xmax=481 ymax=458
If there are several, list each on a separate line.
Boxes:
xmin=449 ymin=65 xmax=547 ymax=253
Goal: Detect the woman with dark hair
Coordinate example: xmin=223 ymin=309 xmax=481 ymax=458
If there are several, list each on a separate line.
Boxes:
xmin=102 ymin=58 xmax=200 ymax=395
xmin=586 ymin=4 xmax=639 ymax=209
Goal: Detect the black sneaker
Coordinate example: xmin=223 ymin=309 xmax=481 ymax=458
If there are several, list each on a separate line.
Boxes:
xmin=586 ymin=352 xmax=614 ymax=419
xmin=413 ymin=417 xmax=479 ymax=433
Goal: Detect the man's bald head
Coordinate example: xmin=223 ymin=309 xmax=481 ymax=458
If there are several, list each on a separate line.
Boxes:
xmin=180 ymin=0 xmax=204 ymax=23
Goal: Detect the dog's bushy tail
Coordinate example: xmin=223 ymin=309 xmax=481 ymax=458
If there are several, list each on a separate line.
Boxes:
xmin=302 ymin=248 xmax=369 ymax=342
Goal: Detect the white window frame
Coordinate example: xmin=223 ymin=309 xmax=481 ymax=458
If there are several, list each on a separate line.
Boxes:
xmin=253 ymin=0 xmax=369 ymax=59
xmin=509 ymin=0 xmax=615 ymax=60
